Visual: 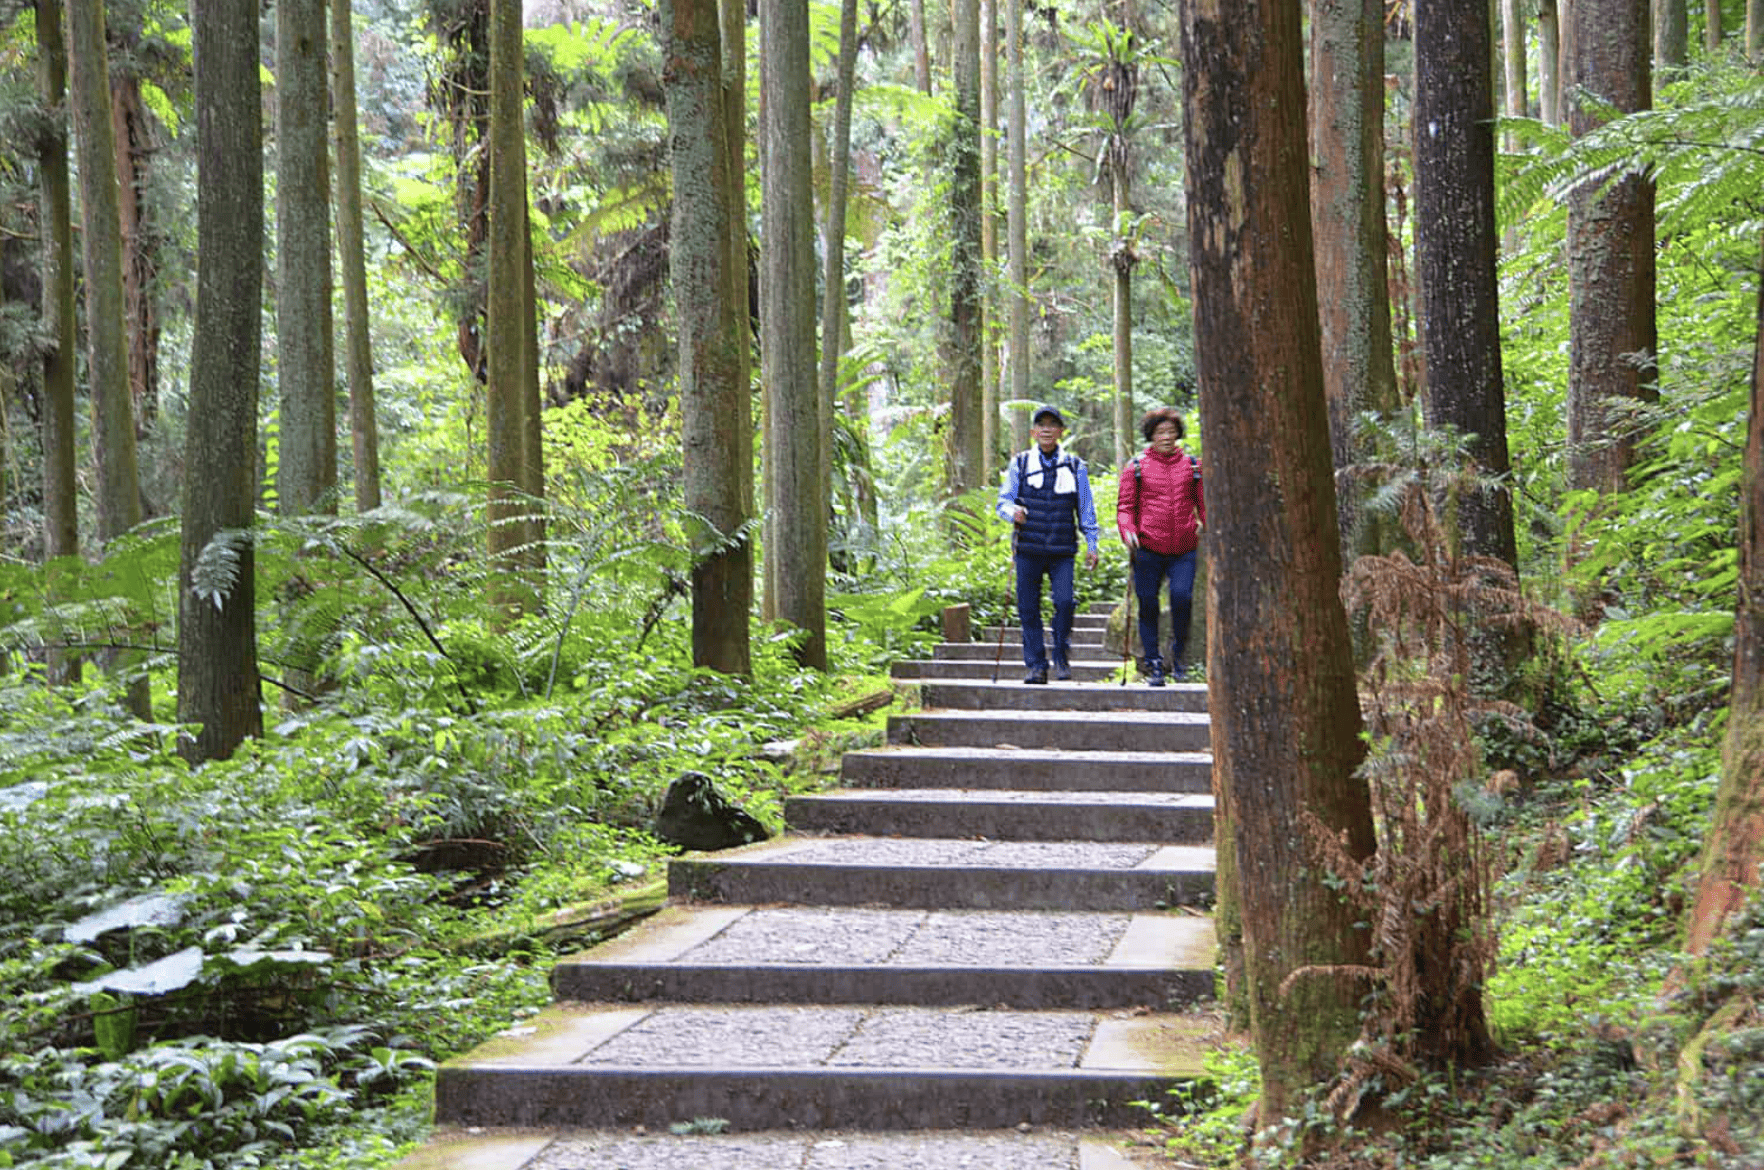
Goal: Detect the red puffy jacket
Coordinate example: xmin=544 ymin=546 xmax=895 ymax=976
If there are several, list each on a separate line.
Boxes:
xmin=1116 ymin=447 xmax=1205 ymax=556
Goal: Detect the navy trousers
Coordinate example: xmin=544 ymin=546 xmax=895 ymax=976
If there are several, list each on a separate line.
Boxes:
xmin=1014 ymin=551 xmax=1076 ymax=669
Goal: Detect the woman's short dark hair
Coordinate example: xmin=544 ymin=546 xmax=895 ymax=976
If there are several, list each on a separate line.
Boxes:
xmin=1140 ymin=407 xmax=1185 ymax=443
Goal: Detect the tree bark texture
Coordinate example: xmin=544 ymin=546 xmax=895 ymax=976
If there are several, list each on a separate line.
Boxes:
xmin=38 ymin=0 xmax=79 ymax=685
xmin=1538 ymin=0 xmax=1562 ymax=124
xmin=1104 ymin=4 xmax=1138 ymax=467
xmin=486 ymin=0 xmax=535 ymax=614
xmin=980 ymin=0 xmax=999 ymax=467
xmin=910 ymin=0 xmax=933 ymax=94
xmin=719 ymin=0 xmax=753 ymax=617
xmin=1180 ymin=0 xmax=1377 ymax=1124
xmin=1655 ymin=0 xmax=1689 ymax=69
xmin=1749 ymin=0 xmax=1763 ymax=61
xmin=818 ymin=0 xmax=858 ymax=523
xmin=665 ymin=0 xmax=755 ymax=675
xmin=947 ymin=0 xmax=985 ymax=499
xmin=179 ymin=0 xmax=264 ymax=762
xmin=1005 ymin=0 xmax=1031 ymax=454
xmin=1683 ymin=230 xmax=1764 ymax=958
xmin=332 ymin=0 xmax=383 ymax=513
xmin=1501 ymin=0 xmax=1529 ymax=132
xmin=1415 ymin=0 xmax=1519 ymax=572
xmin=1565 ymin=0 xmax=1656 ymax=496
xmin=67 ymin=0 xmax=141 ymax=545
xmin=761 ymin=0 xmax=827 ymax=667
xmin=109 ymin=72 xmax=160 ymax=439
xmin=1308 ymin=0 xmax=1398 ymax=558
xmin=1706 ymin=0 xmax=1722 ymax=50
xmin=277 ymin=0 xmax=337 ymax=517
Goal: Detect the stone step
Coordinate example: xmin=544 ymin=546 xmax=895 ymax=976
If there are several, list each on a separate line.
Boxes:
xmin=668 ymin=837 xmax=1215 ymax=911
xmin=893 ymin=658 xmax=1123 ymax=682
xmin=552 ymin=905 xmax=1215 ymax=1009
xmin=980 ymin=623 xmax=1108 ymax=642
xmin=433 ymin=1001 xmax=1210 ymax=1130
xmin=931 ymin=641 xmax=1104 ymax=661
xmin=786 ymin=788 xmax=1213 ymax=844
xmin=889 ymin=710 xmax=1210 ymax=753
xmin=840 ymin=746 xmax=1212 ymax=793
xmin=395 ymin=1127 xmax=1155 ymax=1170
xmin=915 ymin=678 xmax=1207 ymax=713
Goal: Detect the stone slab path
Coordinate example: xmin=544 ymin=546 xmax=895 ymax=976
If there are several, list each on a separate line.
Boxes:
xmin=393 ymin=603 xmax=1216 ymax=1170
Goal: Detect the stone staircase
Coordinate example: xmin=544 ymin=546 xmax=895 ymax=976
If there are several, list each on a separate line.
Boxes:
xmin=397 ymin=603 xmax=1217 ymax=1170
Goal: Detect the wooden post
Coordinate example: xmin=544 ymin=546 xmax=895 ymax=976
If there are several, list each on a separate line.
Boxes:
xmin=942 ymin=603 xmax=972 ymax=643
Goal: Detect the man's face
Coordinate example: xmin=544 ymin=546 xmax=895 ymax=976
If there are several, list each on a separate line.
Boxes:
xmin=1034 ymin=418 xmax=1063 ymax=451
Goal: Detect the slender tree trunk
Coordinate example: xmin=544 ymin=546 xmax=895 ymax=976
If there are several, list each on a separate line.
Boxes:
xmin=667 ymin=0 xmax=754 ymax=675
xmin=1684 ymin=229 xmax=1764 ymax=958
xmin=179 ymin=0 xmax=264 ymax=763
xmin=520 ymin=193 xmax=547 ymax=575
xmin=1538 ymin=0 xmax=1562 ymax=124
xmin=1181 ymin=0 xmax=1377 ymax=1126
xmin=38 ymin=0 xmax=79 ymax=686
xmin=819 ymin=0 xmax=858 ymax=524
xmin=108 ymin=70 xmax=159 ymax=440
xmin=277 ymin=0 xmax=336 ymax=518
xmin=1416 ymin=0 xmax=1519 ymax=574
xmin=332 ymin=0 xmax=382 ymax=513
xmin=1110 ymin=168 xmax=1134 ymax=465
xmin=948 ymin=0 xmax=984 ymax=499
xmin=719 ymin=0 xmax=754 ymax=620
xmin=1655 ymin=0 xmax=1690 ymax=69
xmin=1706 ymin=0 xmax=1723 ymax=50
xmin=1566 ymin=0 xmax=1656 ymax=497
xmin=980 ymin=0 xmax=1000 ymax=467
xmin=1309 ymin=0 xmax=1398 ymax=558
xmin=67 ymin=0 xmax=140 ymax=546
xmin=486 ymin=0 xmax=534 ymax=616
xmin=1502 ymin=0 xmax=1529 ymax=136
xmin=1749 ymin=0 xmax=1764 ymax=61
xmin=1005 ymin=0 xmax=1030 ymax=454
xmin=761 ymin=0 xmax=827 ymax=667
xmin=910 ymin=0 xmax=933 ymax=94
xmin=69 ymin=0 xmax=148 ymax=717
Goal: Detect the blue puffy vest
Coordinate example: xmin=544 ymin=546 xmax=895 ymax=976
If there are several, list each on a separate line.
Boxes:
xmin=1013 ymin=449 xmax=1081 ymax=557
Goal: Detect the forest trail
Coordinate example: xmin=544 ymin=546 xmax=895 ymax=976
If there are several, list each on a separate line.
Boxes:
xmin=395 ymin=603 xmax=1219 ymax=1169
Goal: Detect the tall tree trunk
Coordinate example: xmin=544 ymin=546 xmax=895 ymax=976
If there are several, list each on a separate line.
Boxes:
xmin=1683 ymin=229 xmax=1764 ymax=958
xmin=67 ymin=0 xmax=140 ymax=547
xmin=1005 ymin=0 xmax=1030 ymax=454
xmin=719 ymin=0 xmax=754 ymax=620
xmin=1416 ymin=0 xmax=1519 ymax=574
xmin=69 ymin=0 xmax=147 ymax=718
xmin=910 ymin=0 xmax=933 ymax=94
xmin=108 ymin=70 xmax=160 ymax=440
xmin=1538 ymin=0 xmax=1562 ymax=124
xmin=1103 ymin=3 xmax=1139 ymax=467
xmin=520 ymin=188 xmax=547 ymax=574
xmin=38 ymin=0 xmax=79 ymax=686
xmin=819 ymin=0 xmax=858 ymax=525
xmin=761 ymin=0 xmax=827 ymax=667
xmin=440 ymin=0 xmax=491 ymax=383
xmin=277 ymin=0 xmax=336 ymax=518
xmin=1565 ymin=0 xmax=1656 ymax=497
xmin=179 ymin=0 xmax=264 ymax=763
xmin=1655 ymin=0 xmax=1690 ymax=69
xmin=667 ymin=0 xmax=754 ymax=675
xmin=486 ymin=0 xmax=534 ymax=616
xmin=331 ymin=0 xmax=382 ymax=513
xmin=1309 ymin=0 xmax=1398 ymax=558
xmin=947 ymin=0 xmax=984 ymax=499
xmin=1706 ymin=0 xmax=1723 ymax=50
xmin=1749 ymin=0 xmax=1764 ymax=61
xmin=1180 ymin=0 xmax=1377 ymax=1127
xmin=980 ymin=0 xmax=999 ymax=467
xmin=1501 ymin=0 xmax=1529 ymax=138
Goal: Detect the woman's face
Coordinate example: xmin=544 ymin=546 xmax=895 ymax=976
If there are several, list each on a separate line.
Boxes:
xmin=1149 ymin=421 xmax=1180 ymax=454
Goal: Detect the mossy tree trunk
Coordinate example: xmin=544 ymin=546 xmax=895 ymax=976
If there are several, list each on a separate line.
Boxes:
xmin=947 ymin=0 xmax=984 ymax=500
xmin=331 ymin=0 xmax=382 ymax=513
xmin=666 ymin=0 xmax=754 ymax=675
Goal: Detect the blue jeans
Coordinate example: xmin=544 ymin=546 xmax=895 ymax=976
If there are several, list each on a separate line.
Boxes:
xmin=1133 ymin=548 xmax=1197 ymax=668
xmin=1014 ymin=551 xmax=1076 ymax=669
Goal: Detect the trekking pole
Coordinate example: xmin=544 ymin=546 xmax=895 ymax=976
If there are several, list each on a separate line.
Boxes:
xmin=1121 ymin=548 xmax=1133 ymax=686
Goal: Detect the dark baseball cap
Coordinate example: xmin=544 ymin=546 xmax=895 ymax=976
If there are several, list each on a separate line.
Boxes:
xmin=1032 ymin=405 xmax=1065 ymax=426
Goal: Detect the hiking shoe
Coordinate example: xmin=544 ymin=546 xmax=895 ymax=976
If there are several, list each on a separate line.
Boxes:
xmin=1170 ymin=662 xmax=1187 ymax=682
xmin=1024 ymin=666 xmax=1049 ymax=684
xmin=1145 ymin=658 xmax=1166 ymax=687
xmin=1052 ymin=659 xmax=1072 ymax=681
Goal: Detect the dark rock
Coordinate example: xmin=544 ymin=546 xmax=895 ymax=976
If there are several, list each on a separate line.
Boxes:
xmin=654 ymin=772 xmax=771 ymax=852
